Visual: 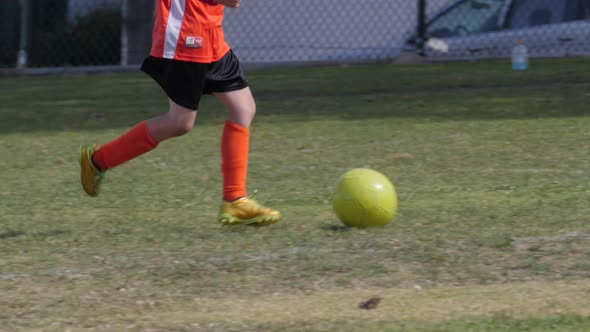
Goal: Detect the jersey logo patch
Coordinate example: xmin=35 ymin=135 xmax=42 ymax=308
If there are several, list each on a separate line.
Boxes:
xmin=186 ymin=36 xmax=203 ymax=48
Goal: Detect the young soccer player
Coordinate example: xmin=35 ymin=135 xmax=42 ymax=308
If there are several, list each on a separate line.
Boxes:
xmin=79 ymin=0 xmax=281 ymax=226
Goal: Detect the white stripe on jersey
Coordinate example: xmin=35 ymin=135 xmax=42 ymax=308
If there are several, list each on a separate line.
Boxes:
xmin=163 ymin=0 xmax=187 ymax=59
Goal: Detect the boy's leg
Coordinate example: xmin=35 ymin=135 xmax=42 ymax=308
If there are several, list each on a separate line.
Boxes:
xmin=216 ymin=87 xmax=255 ymax=201
xmin=94 ymin=99 xmax=196 ymax=169
xmin=215 ymin=88 xmax=281 ymax=226
xmin=80 ymin=99 xmax=196 ymax=197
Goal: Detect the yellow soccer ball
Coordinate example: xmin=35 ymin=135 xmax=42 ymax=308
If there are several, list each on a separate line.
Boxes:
xmin=333 ymin=168 xmax=398 ymax=228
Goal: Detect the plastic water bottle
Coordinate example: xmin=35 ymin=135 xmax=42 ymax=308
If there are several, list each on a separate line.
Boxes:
xmin=512 ymin=40 xmax=528 ymax=71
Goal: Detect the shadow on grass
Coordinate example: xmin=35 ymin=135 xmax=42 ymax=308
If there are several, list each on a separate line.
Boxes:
xmin=320 ymin=224 xmax=353 ymax=232
xmin=0 ymin=230 xmax=25 ymax=239
xmin=1 ymin=59 xmax=589 ymax=133
xmin=0 ymin=230 xmax=70 ymax=240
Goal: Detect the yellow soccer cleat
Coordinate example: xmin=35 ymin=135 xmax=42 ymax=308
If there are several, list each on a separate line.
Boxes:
xmin=79 ymin=144 xmax=105 ymax=197
xmin=218 ymin=197 xmax=282 ymax=226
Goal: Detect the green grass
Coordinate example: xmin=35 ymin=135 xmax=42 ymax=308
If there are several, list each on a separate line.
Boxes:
xmin=1 ymin=58 xmax=589 ymax=331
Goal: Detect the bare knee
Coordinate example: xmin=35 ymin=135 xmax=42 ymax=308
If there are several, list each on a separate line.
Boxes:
xmin=162 ymin=109 xmax=195 ymax=138
xmin=229 ymin=101 xmax=256 ymax=128
xmin=170 ymin=120 xmax=194 ymax=137
xmin=242 ymin=103 xmax=256 ymax=122
xmin=166 ymin=99 xmax=197 ymax=137
xmin=216 ymin=88 xmax=257 ymax=128
xmin=248 ymin=102 xmax=257 ymax=118
xmin=146 ymin=103 xmax=196 ymax=141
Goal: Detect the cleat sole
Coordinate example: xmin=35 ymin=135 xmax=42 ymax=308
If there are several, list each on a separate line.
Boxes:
xmin=218 ymin=213 xmax=281 ymax=227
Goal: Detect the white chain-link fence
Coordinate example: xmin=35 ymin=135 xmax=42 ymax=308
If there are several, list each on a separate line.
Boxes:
xmin=224 ymin=0 xmax=426 ymax=65
xmin=1 ymin=0 xmax=589 ymax=71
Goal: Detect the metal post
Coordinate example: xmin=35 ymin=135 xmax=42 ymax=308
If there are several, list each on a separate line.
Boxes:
xmin=417 ymin=0 xmax=427 ymax=56
xmin=17 ymin=0 xmax=30 ymax=69
xmin=121 ymin=0 xmax=129 ymax=66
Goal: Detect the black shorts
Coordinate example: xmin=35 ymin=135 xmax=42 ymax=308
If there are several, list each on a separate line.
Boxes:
xmin=140 ymin=49 xmax=249 ymax=110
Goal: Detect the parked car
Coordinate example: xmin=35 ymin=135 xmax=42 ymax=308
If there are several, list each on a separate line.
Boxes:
xmin=406 ymin=0 xmax=590 ymax=59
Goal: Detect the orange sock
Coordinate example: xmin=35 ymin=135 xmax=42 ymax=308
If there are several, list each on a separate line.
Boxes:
xmin=221 ymin=120 xmax=250 ymax=201
xmin=92 ymin=121 xmax=159 ymax=171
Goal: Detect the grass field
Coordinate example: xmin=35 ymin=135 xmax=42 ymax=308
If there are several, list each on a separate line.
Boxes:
xmin=1 ymin=58 xmax=589 ymax=331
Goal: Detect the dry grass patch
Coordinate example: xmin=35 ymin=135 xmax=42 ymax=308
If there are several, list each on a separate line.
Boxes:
xmin=143 ymin=279 xmax=590 ymax=329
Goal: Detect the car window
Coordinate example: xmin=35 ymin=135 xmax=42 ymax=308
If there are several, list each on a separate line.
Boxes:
xmin=426 ymin=0 xmax=505 ymax=38
xmin=507 ymin=0 xmax=584 ymax=29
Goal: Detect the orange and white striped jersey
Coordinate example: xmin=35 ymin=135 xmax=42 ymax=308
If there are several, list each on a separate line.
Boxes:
xmin=150 ymin=0 xmax=231 ymax=63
